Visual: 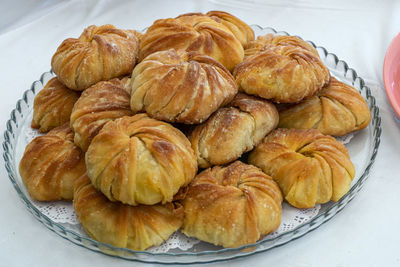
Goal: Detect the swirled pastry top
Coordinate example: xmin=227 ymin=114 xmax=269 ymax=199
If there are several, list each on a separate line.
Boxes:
xmin=139 ymin=11 xmax=254 ymax=71
xmin=278 ymin=77 xmax=371 ymax=136
xmin=74 ymin=174 xmax=183 ymax=251
xmin=51 ymin=24 xmax=139 ymax=91
xmin=181 ymin=161 xmax=282 ymax=248
xmin=130 ymin=49 xmax=237 ymax=124
xmin=189 ymin=93 xmax=278 ymax=168
xmin=234 ymin=35 xmax=330 ymax=103
xmin=186 ymin=11 xmax=254 ymax=47
xmin=70 ymin=77 xmax=133 ymax=151
xmin=19 ymin=124 xmax=86 ymax=201
xmin=248 ymin=128 xmax=355 ymax=208
xmin=32 ymin=77 xmax=80 ymax=133
xmin=85 ymin=114 xmax=197 ymax=206
xmin=245 ymin=34 xmax=319 ymax=58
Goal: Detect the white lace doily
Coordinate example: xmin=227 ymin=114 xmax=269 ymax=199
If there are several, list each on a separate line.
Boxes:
xmin=147 ymin=231 xmax=201 ymax=253
xmin=24 ymin=127 xmax=353 ymax=252
xmin=33 ymin=200 xmax=79 ymax=224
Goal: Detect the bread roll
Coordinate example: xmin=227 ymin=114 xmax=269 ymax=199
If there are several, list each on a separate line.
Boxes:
xmin=74 ymin=174 xmax=183 ymax=251
xmin=181 ymin=161 xmax=282 ymax=248
xmin=70 ymin=77 xmax=133 ymax=151
xmin=130 ymin=49 xmax=237 ymax=124
xmin=52 ymin=24 xmax=139 ymax=90
xmin=278 ymin=77 xmax=371 ymax=136
xmin=85 ymin=114 xmax=197 ymax=206
xmin=139 ymin=11 xmax=254 ymax=71
xmin=234 ymin=35 xmax=330 ymax=103
xmin=31 ymin=77 xmax=80 ymax=132
xmin=248 ymin=128 xmax=355 ymax=208
xmin=19 ymin=124 xmax=86 ymax=201
xmin=189 ymin=93 xmax=278 ymax=168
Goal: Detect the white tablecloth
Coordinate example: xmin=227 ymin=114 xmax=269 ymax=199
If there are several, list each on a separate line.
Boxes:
xmin=1 ymin=0 xmax=399 ymax=266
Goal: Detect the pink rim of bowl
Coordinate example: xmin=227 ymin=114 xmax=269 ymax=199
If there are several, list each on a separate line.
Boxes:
xmin=383 ymin=32 xmax=400 ymax=118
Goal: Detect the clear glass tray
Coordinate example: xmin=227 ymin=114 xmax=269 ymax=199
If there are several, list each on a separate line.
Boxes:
xmin=2 ymin=26 xmax=381 ymax=264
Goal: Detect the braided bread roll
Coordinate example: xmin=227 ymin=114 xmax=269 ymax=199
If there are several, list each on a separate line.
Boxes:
xmin=32 ymin=77 xmax=80 ymax=132
xmin=181 ymin=161 xmax=282 ymax=248
xmin=85 ymin=114 xmax=197 ymax=206
xmin=130 ymin=49 xmax=237 ymax=124
xmin=278 ymin=77 xmax=371 ymax=136
xmin=70 ymin=77 xmax=133 ymax=151
xmin=248 ymin=128 xmax=355 ymax=208
xmin=52 ymin=24 xmax=139 ymax=91
xmin=19 ymin=124 xmax=86 ymax=201
xmin=189 ymin=93 xmax=278 ymax=168
xmin=74 ymin=174 xmax=183 ymax=251
xmin=234 ymin=35 xmax=330 ymax=103
xmin=139 ymin=11 xmax=254 ymax=71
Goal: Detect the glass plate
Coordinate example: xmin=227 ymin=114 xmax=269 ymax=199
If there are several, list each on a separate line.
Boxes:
xmin=2 ymin=26 xmax=381 ymax=264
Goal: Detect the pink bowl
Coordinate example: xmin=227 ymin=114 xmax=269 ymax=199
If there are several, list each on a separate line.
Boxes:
xmin=383 ymin=33 xmax=400 ymax=118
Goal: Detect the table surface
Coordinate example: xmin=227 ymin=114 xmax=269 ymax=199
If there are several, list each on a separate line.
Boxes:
xmin=1 ymin=0 xmax=399 ymax=266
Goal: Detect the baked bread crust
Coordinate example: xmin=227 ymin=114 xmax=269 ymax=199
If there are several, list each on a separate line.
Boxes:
xmin=74 ymin=174 xmax=184 ymax=251
xmin=19 ymin=124 xmax=86 ymax=201
xmin=139 ymin=11 xmax=254 ymax=71
xmin=189 ymin=93 xmax=278 ymax=168
xmin=85 ymin=114 xmax=197 ymax=206
xmin=130 ymin=49 xmax=237 ymax=124
xmin=70 ymin=77 xmax=133 ymax=151
xmin=51 ymin=24 xmax=139 ymax=90
xmin=234 ymin=35 xmax=330 ymax=103
xmin=181 ymin=161 xmax=282 ymax=248
xmin=248 ymin=128 xmax=355 ymax=208
xmin=31 ymin=77 xmax=80 ymax=132
xmin=278 ymin=77 xmax=371 ymax=136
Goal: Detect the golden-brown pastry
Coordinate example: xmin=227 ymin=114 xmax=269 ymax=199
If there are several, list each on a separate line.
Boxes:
xmin=19 ymin=124 xmax=86 ymax=201
xmin=74 ymin=174 xmax=184 ymax=251
xmin=130 ymin=49 xmax=237 ymax=124
xmin=245 ymin=34 xmax=320 ymax=58
xmin=181 ymin=161 xmax=282 ymax=248
xmin=278 ymin=77 xmax=371 ymax=136
xmin=234 ymin=36 xmax=330 ymax=103
xmin=198 ymin=11 xmax=254 ymax=47
xmin=189 ymin=93 xmax=278 ymax=168
xmin=31 ymin=77 xmax=80 ymax=132
xmin=52 ymin=24 xmax=139 ymax=91
xmin=139 ymin=11 xmax=254 ymax=71
xmin=70 ymin=77 xmax=133 ymax=151
xmin=85 ymin=114 xmax=198 ymax=206
xmin=248 ymin=128 xmax=355 ymax=208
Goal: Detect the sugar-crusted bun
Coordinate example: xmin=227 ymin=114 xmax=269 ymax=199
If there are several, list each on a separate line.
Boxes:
xmin=234 ymin=34 xmax=330 ymax=103
xmin=74 ymin=174 xmax=184 ymax=251
xmin=52 ymin=24 xmax=139 ymax=90
xmin=130 ymin=49 xmax=237 ymax=124
xmin=31 ymin=77 xmax=79 ymax=132
xmin=249 ymin=128 xmax=355 ymax=208
xmin=19 ymin=124 xmax=86 ymax=201
xmin=278 ymin=77 xmax=371 ymax=136
xmin=189 ymin=93 xmax=278 ymax=168
xmin=181 ymin=161 xmax=282 ymax=248
xmin=85 ymin=114 xmax=198 ymax=206
xmin=139 ymin=11 xmax=254 ymax=71
xmin=70 ymin=77 xmax=133 ymax=151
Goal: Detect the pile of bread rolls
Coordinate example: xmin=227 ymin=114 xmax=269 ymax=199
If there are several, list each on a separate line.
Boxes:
xmin=19 ymin=11 xmax=371 ymax=250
